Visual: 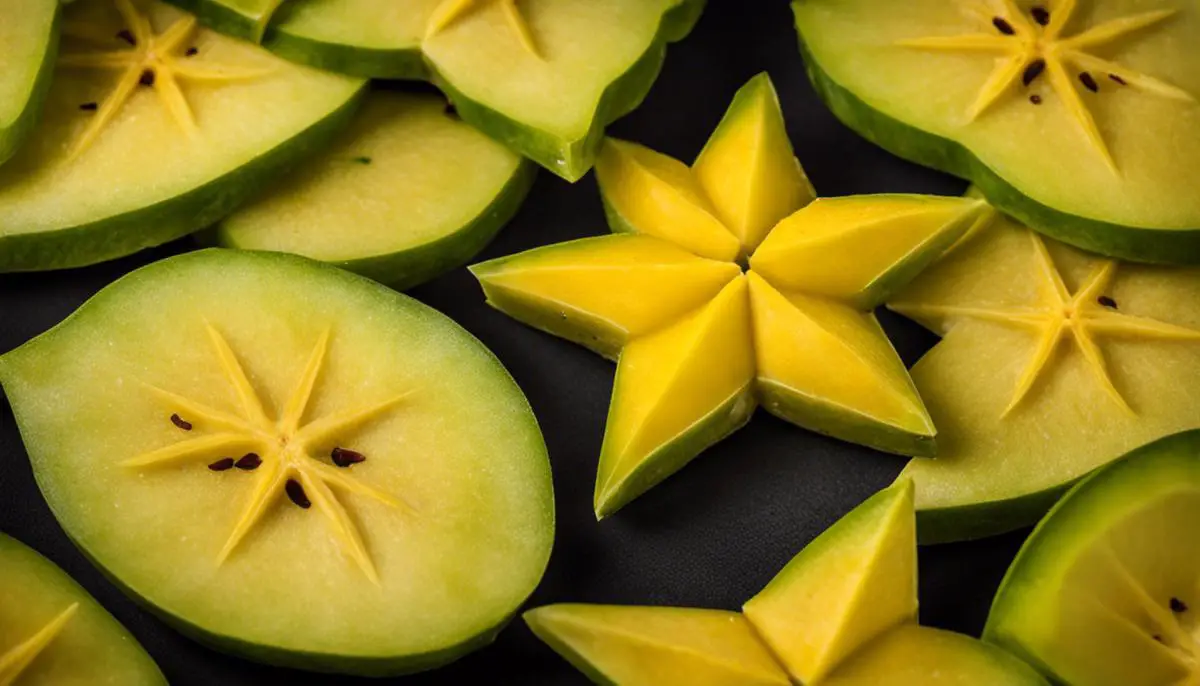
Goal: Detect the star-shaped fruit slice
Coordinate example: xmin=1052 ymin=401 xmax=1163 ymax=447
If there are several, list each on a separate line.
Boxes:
xmin=473 ymin=73 xmax=987 ymax=517
xmin=525 ymin=480 xmax=1048 ymax=685
xmin=888 ymin=194 xmax=1200 ymax=543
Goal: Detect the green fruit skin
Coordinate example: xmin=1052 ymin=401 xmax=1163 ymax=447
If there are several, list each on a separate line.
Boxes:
xmin=0 ymin=84 xmax=367 ymax=272
xmin=217 ymin=157 xmax=537 ymax=290
xmin=264 ymin=29 xmax=428 ymax=80
xmin=162 ymin=0 xmax=272 ymax=42
xmin=792 ymin=4 xmax=1200 ymax=265
xmin=0 ymin=2 xmax=59 ymax=166
xmin=908 ymin=480 xmax=1072 ymax=546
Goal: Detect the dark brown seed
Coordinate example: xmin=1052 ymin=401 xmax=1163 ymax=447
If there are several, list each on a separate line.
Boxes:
xmin=1098 ymin=295 xmax=1118 ymax=309
xmin=1030 ymin=94 xmax=1043 ymax=105
xmin=1171 ymin=597 xmax=1188 ymax=613
xmin=208 ymin=458 xmax=235 ymax=472
xmin=1079 ymin=72 xmax=1099 ymax=93
xmin=1023 ymin=59 xmax=1046 ymax=87
xmin=352 ymin=156 xmax=372 ymax=165
xmin=1031 ymin=6 xmax=1050 ymax=25
xmin=1109 ymin=73 xmax=1128 ymax=86
xmin=79 ymin=102 xmax=98 ymax=111
xmin=185 ymin=47 xmax=199 ymax=57
xmin=992 ymin=17 xmax=1016 ymax=35
xmin=139 ymin=69 xmax=155 ymax=87
xmin=1153 ymin=634 xmax=1164 ymax=643
xmin=116 ymin=29 xmax=136 ymax=45
xmin=444 ymin=102 xmax=459 ymax=118
xmin=170 ymin=413 xmax=193 ymax=431
xmin=331 ymin=447 xmax=367 ymax=468
xmin=235 ymin=453 xmax=262 ymax=471
xmin=286 ymin=479 xmax=311 ymax=509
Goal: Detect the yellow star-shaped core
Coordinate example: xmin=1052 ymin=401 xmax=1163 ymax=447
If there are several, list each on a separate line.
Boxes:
xmin=426 ymin=0 xmax=541 ymax=59
xmin=899 ymin=0 xmax=1194 ymax=171
xmin=472 ymin=74 xmax=989 ymax=517
xmin=58 ymin=0 xmax=271 ymax=161
xmin=123 ymin=325 xmax=415 ymax=584
xmin=0 ymin=604 xmax=78 ymax=686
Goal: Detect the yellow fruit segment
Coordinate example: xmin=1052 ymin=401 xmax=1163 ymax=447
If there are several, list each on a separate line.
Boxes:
xmin=596 ymin=138 xmax=742 ymax=262
xmin=596 ymin=276 xmax=755 ymax=517
xmin=693 ymin=72 xmax=815 ymax=252
xmin=743 ymin=479 xmax=918 ymax=685
xmin=524 ymin=605 xmax=790 ymax=686
xmin=751 ymin=195 xmax=988 ymax=308
xmin=472 ymin=234 xmax=741 ymax=359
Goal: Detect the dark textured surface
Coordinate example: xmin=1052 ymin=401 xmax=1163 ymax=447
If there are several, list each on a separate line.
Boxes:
xmin=0 ymin=1 xmax=1030 ymax=683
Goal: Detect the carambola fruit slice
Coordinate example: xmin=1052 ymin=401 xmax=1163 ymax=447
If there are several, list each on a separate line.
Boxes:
xmin=0 ymin=249 xmax=554 ymax=675
xmin=888 ymin=199 xmax=1200 ymax=543
xmin=792 ymin=0 xmax=1200 ymax=263
xmin=0 ymin=0 xmax=365 ymax=272
xmin=0 ymin=532 xmax=165 ymax=685
xmin=0 ymin=0 xmax=59 ymax=165
xmin=217 ymin=91 xmax=535 ymax=289
xmin=986 ymin=430 xmax=1200 ymax=686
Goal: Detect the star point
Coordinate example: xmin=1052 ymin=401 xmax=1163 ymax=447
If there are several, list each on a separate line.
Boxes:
xmin=0 ymin=603 xmax=79 ymax=686
xmin=426 ymin=0 xmax=542 ymax=59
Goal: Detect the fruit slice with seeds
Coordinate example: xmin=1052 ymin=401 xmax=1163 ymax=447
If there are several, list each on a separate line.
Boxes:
xmin=163 ymin=0 xmax=286 ymax=41
xmin=0 ymin=0 xmax=59 ymax=165
xmin=792 ymin=0 xmax=1200 ymax=263
xmin=0 ymin=532 xmax=165 ymax=685
xmin=0 ymin=249 xmax=554 ymax=675
xmin=217 ymin=91 xmax=534 ymax=289
xmin=985 ymin=430 xmax=1200 ymax=686
xmin=0 ymin=0 xmax=364 ymax=272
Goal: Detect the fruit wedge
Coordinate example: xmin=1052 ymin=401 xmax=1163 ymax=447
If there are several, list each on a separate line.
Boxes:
xmin=474 ymin=73 xmax=985 ymax=517
xmin=217 ymin=90 xmax=534 ymax=289
xmin=889 ymin=199 xmax=1200 ymax=543
xmin=0 ymin=249 xmax=554 ymax=675
xmin=169 ymin=0 xmax=704 ymax=181
xmin=0 ymin=0 xmax=364 ymax=272
xmin=792 ymin=0 xmax=1200 ymax=264
xmin=0 ymin=532 xmax=166 ymax=685
xmin=0 ymin=0 xmax=58 ymax=165
xmin=986 ymin=430 xmax=1200 ymax=686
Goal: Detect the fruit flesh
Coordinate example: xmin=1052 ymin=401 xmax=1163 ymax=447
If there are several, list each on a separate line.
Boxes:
xmin=165 ymin=0 xmax=286 ymax=41
xmin=0 ymin=533 xmax=165 ymax=686
xmin=218 ymin=91 xmax=533 ymax=289
xmin=0 ymin=249 xmax=554 ymax=674
xmin=0 ymin=0 xmax=58 ymax=165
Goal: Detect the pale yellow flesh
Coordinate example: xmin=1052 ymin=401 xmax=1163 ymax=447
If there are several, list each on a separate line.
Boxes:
xmin=0 ymin=0 xmax=55 ymax=129
xmin=273 ymin=0 xmax=441 ymax=50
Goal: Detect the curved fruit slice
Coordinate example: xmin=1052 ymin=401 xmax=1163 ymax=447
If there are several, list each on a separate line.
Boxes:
xmin=0 ymin=249 xmax=553 ymax=675
xmin=889 ymin=201 xmax=1200 ymax=543
xmin=743 ymin=479 xmax=916 ymax=684
xmin=985 ymin=430 xmax=1200 ymax=686
xmin=0 ymin=0 xmax=364 ymax=272
xmin=823 ymin=625 xmax=1048 ymax=686
xmin=0 ymin=532 xmax=166 ymax=685
xmin=164 ymin=0 xmax=284 ymax=41
xmin=524 ymin=605 xmax=790 ymax=686
xmin=0 ymin=0 xmax=58 ymax=165
xmin=217 ymin=91 xmax=534 ymax=289
xmin=792 ymin=0 xmax=1200 ymax=263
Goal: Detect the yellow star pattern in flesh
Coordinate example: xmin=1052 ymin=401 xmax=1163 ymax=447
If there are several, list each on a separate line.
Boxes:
xmin=897 ymin=0 xmax=1194 ymax=172
xmin=426 ymin=0 xmax=541 ymax=59
xmin=0 ymin=604 xmax=78 ymax=686
xmin=123 ymin=324 xmax=415 ymax=584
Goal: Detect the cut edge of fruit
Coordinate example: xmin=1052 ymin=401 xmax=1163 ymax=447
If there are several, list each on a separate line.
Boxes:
xmin=0 ymin=1 xmax=59 ymax=166
xmin=163 ymin=0 xmax=284 ymax=42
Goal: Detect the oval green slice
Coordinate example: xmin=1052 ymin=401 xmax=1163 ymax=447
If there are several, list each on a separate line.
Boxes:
xmin=0 ymin=0 xmax=58 ymax=165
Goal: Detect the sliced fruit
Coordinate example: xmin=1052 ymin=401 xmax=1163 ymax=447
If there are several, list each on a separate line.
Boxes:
xmin=164 ymin=0 xmax=285 ymax=41
xmin=792 ymin=0 xmax=1200 ymax=263
xmin=0 ymin=0 xmax=58 ymax=165
xmin=524 ymin=605 xmax=790 ymax=686
xmin=889 ymin=201 xmax=1200 ymax=543
xmin=985 ymin=430 xmax=1200 ymax=686
xmin=217 ymin=91 xmax=534 ymax=289
xmin=743 ymin=479 xmax=917 ymax=684
xmin=0 ymin=249 xmax=553 ymax=675
xmin=0 ymin=0 xmax=365 ymax=272
xmin=0 ymin=532 xmax=166 ymax=685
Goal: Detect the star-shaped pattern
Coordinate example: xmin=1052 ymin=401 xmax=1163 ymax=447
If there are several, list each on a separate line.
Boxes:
xmin=0 ymin=604 xmax=78 ymax=686
xmin=898 ymin=0 xmax=1194 ymax=171
xmin=124 ymin=324 xmax=415 ymax=583
xmin=58 ymin=0 xmax=271 ymax=161
xmin=426 ymin=0 xmax=541 ymax=59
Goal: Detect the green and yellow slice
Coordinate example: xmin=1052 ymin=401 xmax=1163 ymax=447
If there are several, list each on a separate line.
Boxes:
xmin=0 ymin=249 xmax=554 ymax=675
xmin=0 ymin=0 xmax=59 ymax=165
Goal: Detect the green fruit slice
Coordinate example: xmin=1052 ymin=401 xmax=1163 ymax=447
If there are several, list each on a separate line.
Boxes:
xmin=792 ymin=0 xmax=1200 ymax=263
xmin=0 ymin=249 xmax=554 ymax=675
xmin=0 ymin=0 xmax=59 ymax=165
xmin=0 ymin=0 xmax=364 ymax=272
xmin=985 ymin=430 xmax=1200 ymax=686
xmin=163 ymin=0 xmax=284 ymax=41
xmin=217 ymin=91 xmax=534 ymax=289
xmin=888 ymin=201 xmax=1200 ymax=543
xmin=0 ymin=532 xmax=165 ymax=685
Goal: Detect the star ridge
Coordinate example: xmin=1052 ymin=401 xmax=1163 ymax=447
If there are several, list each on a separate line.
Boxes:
xmin=0 ymin=604 xmax=78 ymax=686
xmin=426 ymin=0 xmax=542 ymax=59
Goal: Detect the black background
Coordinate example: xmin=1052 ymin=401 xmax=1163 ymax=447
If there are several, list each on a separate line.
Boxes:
xmin=0 ymin=1 xmax=1032 ymax=683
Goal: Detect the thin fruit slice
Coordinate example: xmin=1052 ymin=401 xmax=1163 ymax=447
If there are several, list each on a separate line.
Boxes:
xmin=0 ymin=0 xmax=58 ymax=165
xmin=743 ymin=479 xmax=917 ymax=684
xmin=0 ymin=249 xmax=553 ymax=675
xmin=0 ymin=532 xmax=166 ymax=685
xmin=792 ymin=0 xmax=1200 ymax=263
xmin=164 ymin=0 xmax=285 ymax=41
xmin=523 ymin=605 xmax=790 ymax=686
xmin=889 ymin=200 xmax=1200 ymax=543
xmin=985 ymin=430 xmax=1200 ymax=686
xmin=0 ymin=0 xmax=364 ymax=272
xmin=217 ymin=91 xmax=534 ymax=289
xmin=823 ymin=625 xmax=1048 ymax=686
